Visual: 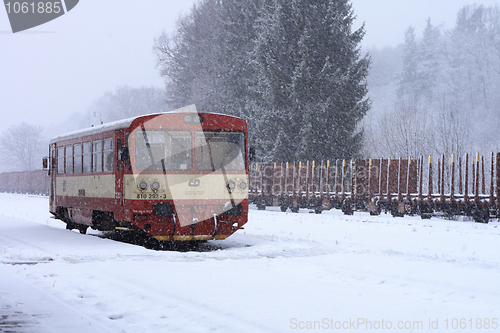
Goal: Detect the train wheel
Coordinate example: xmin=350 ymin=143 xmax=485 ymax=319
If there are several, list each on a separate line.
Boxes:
xmin=78 ymin=225 xmax=88 ymax=234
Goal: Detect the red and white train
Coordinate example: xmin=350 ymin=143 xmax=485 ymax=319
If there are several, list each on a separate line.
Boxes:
xmin=44 ymin=105 xmax=249 ymax=241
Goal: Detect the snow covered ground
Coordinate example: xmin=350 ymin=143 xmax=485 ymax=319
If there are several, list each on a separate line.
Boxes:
xmin=1 ymin=193 xmax=500 ymax=332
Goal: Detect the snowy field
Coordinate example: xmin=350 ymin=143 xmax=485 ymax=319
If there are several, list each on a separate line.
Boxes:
xmin=1 ymin=193 xmax=500 ymax=332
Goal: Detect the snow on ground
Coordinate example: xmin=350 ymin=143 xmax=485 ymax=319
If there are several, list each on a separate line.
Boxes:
xmin=1 ymin=193 xmax=500 ymax=332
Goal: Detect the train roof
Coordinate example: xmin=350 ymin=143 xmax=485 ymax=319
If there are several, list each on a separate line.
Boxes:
xmin=49 ymin=105 xmax=243 ymax=144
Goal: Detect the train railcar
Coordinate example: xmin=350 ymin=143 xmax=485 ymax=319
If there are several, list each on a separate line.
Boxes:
xmin=45 ymin=105 xmax=249 ymax=241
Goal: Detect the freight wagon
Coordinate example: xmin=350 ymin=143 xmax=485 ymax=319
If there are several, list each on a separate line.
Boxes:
xmin=250 ymin=154 xmax=500 ymax=223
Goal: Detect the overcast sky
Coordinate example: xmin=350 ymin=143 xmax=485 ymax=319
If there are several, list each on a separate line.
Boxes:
xmin=1 ymin=0 xmax=498 ymax=138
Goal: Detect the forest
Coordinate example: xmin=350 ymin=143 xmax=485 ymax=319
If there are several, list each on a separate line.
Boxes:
xmin=157 ymin=1 xmax=500 ymax=163
xmin=1 ymin=1 xmax=499 ymax=171
xmin=364 ymin=4 xmax=500 ymax=159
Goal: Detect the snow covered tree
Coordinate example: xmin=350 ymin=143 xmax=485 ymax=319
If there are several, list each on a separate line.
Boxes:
xmin=154 ymin=0 xmax=262 ymax=118
xmin=365 ymin=4 xmax=500 ymax=158
xmin=154 ymin=0 xmax=222 ymax=110
xmin=0 ymin=122 xmax=44 ymax=171
xmin=397 ymin=27 xmax=419 ymax=100
xmin=445 ymin=4 xmax=500 ymax=149
xmin=251 ymin=0 xmax=370 ymax=162
xmin=419 ymin=19 xmax=441 ymax=102
xmin=154 ymin=0 xmax=369 ymax=163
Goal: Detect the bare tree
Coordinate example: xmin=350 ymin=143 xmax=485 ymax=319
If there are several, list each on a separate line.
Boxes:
xmin=375 ymin=97 xmax=435 ymax=158
xmin=434 ymin=94 xmax=472 ymax=158
xmin=0 ymin=122 xmax=44 ymax=171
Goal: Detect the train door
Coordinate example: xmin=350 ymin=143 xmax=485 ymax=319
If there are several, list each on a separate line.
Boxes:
xmin=49 ymin=144 xmax=57 ymax=213
xmin=114 ymin=131 xmax=125 ymax=221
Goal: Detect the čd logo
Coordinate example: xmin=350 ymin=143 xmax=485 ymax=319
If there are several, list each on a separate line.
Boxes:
xmin=188 ymin=179 xmax=201 ymax=187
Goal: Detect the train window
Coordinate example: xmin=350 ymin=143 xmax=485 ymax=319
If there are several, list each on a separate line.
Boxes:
xmin=82 ymin=142 xmax=91 ymax=173
xmin=92 ymin=139 xmax=102 ymax=173
xmin=57 ymin=147 xmax=64 ymax=174
xmin=73 ymin=143 xmax=82 ymax=174
xmin=134 ymin=130 xmax=192 ymax=171
xmin=195 ymin=131 xmax=246 ymax=171
xmin=170 ymin=132 xmax=192 ymax=170
xmin=65 ymin=145 xmax=73 ymax=174
xmin=103 ymin=137 xmax=113 ymax=172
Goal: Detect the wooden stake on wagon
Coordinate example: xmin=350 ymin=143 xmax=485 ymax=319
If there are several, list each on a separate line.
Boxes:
xmin=464 ymin=154 xmax=469 ymax=204
xmin=428 ymin=156 xmax=433 ymax=203
xmin=451 ymin=154 xmax=455 ymax=203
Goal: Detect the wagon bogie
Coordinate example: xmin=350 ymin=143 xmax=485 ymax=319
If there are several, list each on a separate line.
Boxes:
xmin=472 ymin=205 xmax=489 ymax=224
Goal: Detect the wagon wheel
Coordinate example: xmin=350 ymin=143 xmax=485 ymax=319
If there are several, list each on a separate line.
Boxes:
xmin=405 ymin=203 xmax=412 ymax=215
xmin=473 ymin=208 xmax=489 ymax=224
xmin=369 ymin=204 xmax=381 ymax=216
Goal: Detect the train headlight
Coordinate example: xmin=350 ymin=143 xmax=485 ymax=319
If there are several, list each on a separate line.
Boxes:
xmin=227 ymin=180 xmax=236 ymax=190
xmin=238 ymin=181 xmax=247 ymax=190
xmin=138 ymin=180 xmax=148 ymax=191
xmin=151 ymin=181 xmax=161 ymax=191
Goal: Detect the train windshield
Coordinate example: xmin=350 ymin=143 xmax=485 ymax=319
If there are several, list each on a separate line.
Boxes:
xmin=134 ymin=129 xmax=245 ymax=172
xmin=195 ymin=131 xmax=245 ymax=171
xmin=135 ymin=130 xmax=192 ymax=171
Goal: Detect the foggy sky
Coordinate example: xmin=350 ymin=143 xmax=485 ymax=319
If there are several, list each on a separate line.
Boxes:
xmin=1 ymin=0 xmax=498 ymax=139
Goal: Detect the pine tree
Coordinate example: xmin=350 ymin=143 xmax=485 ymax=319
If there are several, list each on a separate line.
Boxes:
xmin=398 ymin=26 xmax=419 ymax=99
xmin=251 ymin=0 xmax=370 ymax=162
xmin=419 ymin=19 xmax=441 ymax=102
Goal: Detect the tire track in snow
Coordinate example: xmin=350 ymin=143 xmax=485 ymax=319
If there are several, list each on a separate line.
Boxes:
xmin=0 ymin=266 xmax=119 ymax=333
xmin=84 ymin=265 xmax=283 ymax=333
